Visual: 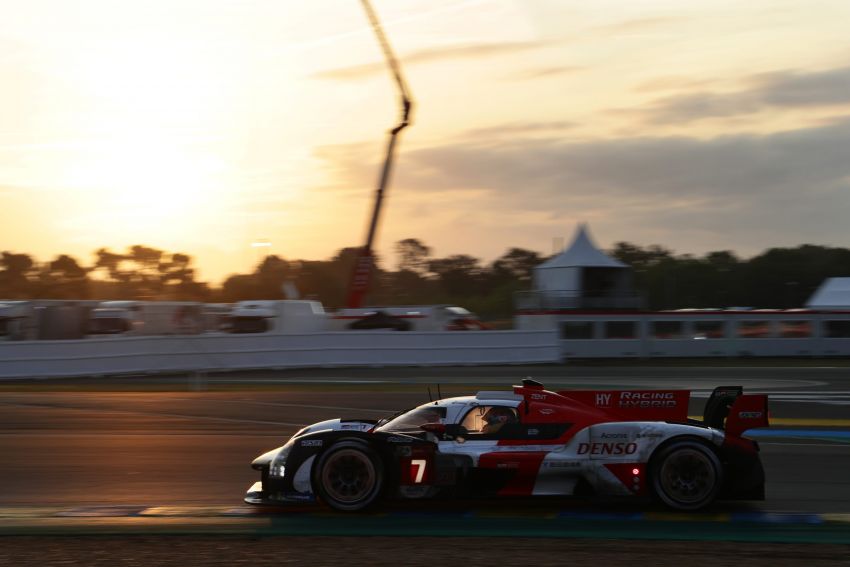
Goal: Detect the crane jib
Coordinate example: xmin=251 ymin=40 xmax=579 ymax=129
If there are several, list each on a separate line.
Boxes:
xmin=346 ymin=0 xmax=414 ymax=309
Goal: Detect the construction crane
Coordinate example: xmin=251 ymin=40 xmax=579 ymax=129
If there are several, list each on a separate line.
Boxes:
xmin=346 ymin=0 xmax=414 ymax=308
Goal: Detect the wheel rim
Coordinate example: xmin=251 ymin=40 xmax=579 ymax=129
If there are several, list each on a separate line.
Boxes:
xmin=320 ymin=449 xmax=377 ymax=504
xmin=658 ymin=448 xmax=717 ymax=505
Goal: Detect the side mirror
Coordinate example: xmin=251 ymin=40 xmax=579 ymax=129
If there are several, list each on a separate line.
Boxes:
xmin=444 ymin=424 xmax=467 ymax=437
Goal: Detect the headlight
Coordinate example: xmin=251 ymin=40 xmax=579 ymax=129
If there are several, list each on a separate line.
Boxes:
xmin=269 ymin=440 xmax=294 ymax=478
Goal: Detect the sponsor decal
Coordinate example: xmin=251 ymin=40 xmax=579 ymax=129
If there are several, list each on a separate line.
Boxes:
xmin=538 ymin=408 xmax=555 ymax=415
xmin=387 ymin=436 xmax=409 ymax=443
xmin=530 ymin=393 xmax=547 ymax=401
xmin=739 ymin=411 xmax=763 ymax=419
xmin=592 ymin=391 xmax=679 ymax=410
xmin=600 ymin=432 xmax=628 ymax=439
xmin=636 ymin=432 xmax=663 ymax=439
xmin=577 ymin=442 xmax=638 ymax=456
xmin=527 ymin=428 xmax=540 ymax=436
xmin=617 ymin=392 xmax=677 ymax=409
xmin=300 ymin=440 xmax=323 ymax=447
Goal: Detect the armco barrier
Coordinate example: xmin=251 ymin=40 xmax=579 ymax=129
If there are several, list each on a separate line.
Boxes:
xmin=0 ymin=330 xmax=560 ymax=379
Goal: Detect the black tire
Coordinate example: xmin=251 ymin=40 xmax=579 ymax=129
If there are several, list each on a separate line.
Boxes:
xmin=650 ymin=439 xmax=723 ymax=511
xmin=313 ymin=441 xmax=384 ymax=512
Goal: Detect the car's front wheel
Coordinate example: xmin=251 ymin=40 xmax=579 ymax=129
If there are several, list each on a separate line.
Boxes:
xmin=313 ymin=441 xmax=384 ymax=512
xmin=650 ymin=439 xmax=723 ymax=511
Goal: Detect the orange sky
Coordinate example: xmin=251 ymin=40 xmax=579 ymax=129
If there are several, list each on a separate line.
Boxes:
xmin=2 ymin=0 xmax=850 ymax=283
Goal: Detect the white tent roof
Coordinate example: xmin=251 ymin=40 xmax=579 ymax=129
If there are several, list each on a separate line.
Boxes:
xmin=537 ymin=224 xmax=627 ymax=270
xmin=806 ymin=278 xmax=850 ymax=310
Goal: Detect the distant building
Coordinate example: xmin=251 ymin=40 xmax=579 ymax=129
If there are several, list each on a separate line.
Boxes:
xmin=516 ymin=223 xmax=643 ymax=311
xmin=807 ymin=278 xmax=850 ymax=311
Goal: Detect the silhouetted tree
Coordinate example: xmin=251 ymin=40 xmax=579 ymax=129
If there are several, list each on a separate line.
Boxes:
xmin=6 ymin=239 xmax=850 ymax=319
xmin=0 ymin=252 xmax=36 ymax=298
xmin=395 ymin=238 xmax=431 ymax=275
xmin=37 ymin=254 xmax=90 ymax=299
xmin=220 ymin=274 xmax=259 ymax=302
xmin=92 ymin=246 xmax=205 ymax=300
xmin=429 ymin=254 xmax=483 ymax=297
xmin=490 ymin=248 xmax=542 ymax=285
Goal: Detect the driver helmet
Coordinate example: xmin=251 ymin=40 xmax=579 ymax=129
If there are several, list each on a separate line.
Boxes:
xmin=483 ymin=406 xmax=516 ymax=426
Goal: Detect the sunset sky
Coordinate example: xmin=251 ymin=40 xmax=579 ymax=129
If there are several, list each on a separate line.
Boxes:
xmin=2 ymin=0 xmax=850 ymax=283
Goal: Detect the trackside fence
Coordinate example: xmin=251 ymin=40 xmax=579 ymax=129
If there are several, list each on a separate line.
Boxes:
xmin=0 ymin=331 xmax=560 ymax=379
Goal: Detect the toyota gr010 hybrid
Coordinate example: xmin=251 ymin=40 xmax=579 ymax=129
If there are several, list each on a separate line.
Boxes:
xmin=245 ymin=380 xmax=768 ymax=511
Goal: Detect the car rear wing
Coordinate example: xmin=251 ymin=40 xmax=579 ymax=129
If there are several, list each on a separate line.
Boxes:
xmin=704 ymin=386 xmax=769 ymax=437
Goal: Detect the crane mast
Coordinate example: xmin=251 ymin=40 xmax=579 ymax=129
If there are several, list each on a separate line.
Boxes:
xmin=346 ymin=0 xmax=414 ymax=308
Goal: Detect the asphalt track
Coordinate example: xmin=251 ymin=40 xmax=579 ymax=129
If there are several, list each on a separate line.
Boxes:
xmin=2 ymin=364 xmax=850 ymax=560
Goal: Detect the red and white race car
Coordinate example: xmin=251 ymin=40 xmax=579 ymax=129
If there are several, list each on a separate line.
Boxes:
xmin=246 ymin=379 xmax=768 ymax=511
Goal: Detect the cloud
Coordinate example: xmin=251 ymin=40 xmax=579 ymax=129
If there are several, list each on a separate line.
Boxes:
xmin=461 ymin=121 xmax=577 ymax=139
xmin=633 ymin=76 xmax=717 ymax=93
xmin=312 ymin=16 xmax=676 ymax=83
xmin=638 ymin=66 xmax=850 ymax=124
xmin=312 ymin=41 xmax=552 ymax=81
xmin=319 ymin=118 xmax=850 ymax=255
xmin=754 ymin=67 xmax=850 ymax=107
xmin=507 ymin=65 xmax=582 ymax=81
xmin=589 ymin=17 xmax=679 ymax=38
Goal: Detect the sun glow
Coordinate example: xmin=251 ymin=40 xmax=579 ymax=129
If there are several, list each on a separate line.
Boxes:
xmin=50 ymin=30 xmax=239 ymax=241
xmin=64 ymin=133 xmax=228 ymax=234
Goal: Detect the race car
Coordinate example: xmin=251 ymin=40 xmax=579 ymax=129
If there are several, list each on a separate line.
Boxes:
xmin=245 ymin=379 xmax=768 ymax=512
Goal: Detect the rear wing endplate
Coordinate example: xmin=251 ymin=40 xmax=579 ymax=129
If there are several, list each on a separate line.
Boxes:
xmin=704 ymin=386 xmax=769 ymax=436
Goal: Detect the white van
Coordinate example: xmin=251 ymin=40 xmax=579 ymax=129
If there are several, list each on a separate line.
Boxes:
xmin=0 ymin=301 xmax=35 ymax=340
xmin=229 ymin=300 xmax=327 ymax=334
xmin=88 ymin=301 xmax=204 ymax=335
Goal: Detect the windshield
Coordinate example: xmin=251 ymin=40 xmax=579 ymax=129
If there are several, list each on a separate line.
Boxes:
xmin=375 ymin=405 xmax=447 ymax=433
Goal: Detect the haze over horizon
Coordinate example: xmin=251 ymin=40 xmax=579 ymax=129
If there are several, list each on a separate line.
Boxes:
xmin=2 ymin=0 xmax=850 ymax=283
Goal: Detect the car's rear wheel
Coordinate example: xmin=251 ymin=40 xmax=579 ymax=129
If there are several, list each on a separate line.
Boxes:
xmin=313 ymin=441 xmax=384 ymax=512
xmin=650 ymin=439 xmax=722 ymax=511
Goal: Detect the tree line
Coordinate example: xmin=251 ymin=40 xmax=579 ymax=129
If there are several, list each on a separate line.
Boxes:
xmin=2 ymin=239 xmax=849 ymax=319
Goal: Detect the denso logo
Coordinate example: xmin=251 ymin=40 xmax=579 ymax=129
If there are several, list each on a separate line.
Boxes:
xmin=577 ymin=442 xmax=638 ymax=455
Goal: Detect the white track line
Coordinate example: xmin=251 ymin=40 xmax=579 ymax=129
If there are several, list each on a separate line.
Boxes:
xmin=0 ymin=400 xmax=305 ymax=428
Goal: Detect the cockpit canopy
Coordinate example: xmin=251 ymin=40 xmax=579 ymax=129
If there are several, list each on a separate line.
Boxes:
xmin=375 ymin=405 xmax=447 ymax=433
